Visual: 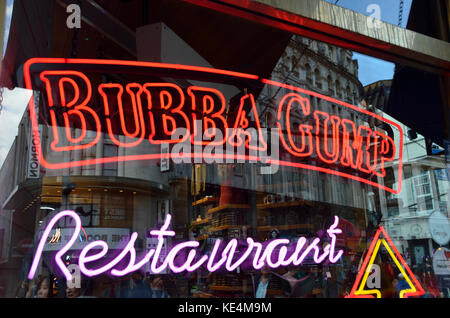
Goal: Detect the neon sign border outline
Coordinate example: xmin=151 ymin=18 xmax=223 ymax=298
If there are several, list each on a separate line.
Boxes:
xmin=346 ymin=226 xmax=425 ymax=298
xmin=23 ymin=58 xmax=403 ymax=194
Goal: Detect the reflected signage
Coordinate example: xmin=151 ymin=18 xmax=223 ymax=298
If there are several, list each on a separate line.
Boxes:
xmin=429 ymin=211 xmax=450 ymax=246
xmin=24 ymin=58 xmax=403 ymax=193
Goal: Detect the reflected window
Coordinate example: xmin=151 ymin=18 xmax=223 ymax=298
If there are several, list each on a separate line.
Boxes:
xmin=346 ymin=84 xmax=352 ymax=103
xmin=314 ymin=68 xmax=322 ymax=89
xmin=413 ymin=171 xmax=434 ymax=212
xmin=335 ymin=80 xmax=342 ymax=99
xmin=327 ymin=75 xmax=334 ymax=95
xmin=102 ymin=143 xmax=118 ymax=176
xmin=305 ymin=64 xmax=312 ymax=83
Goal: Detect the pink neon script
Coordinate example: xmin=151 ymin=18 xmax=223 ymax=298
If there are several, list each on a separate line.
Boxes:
xmin=28 ymin=211 xmax=344 ymax=281
xmin=28 ymin=210 xmax=82 ymax=280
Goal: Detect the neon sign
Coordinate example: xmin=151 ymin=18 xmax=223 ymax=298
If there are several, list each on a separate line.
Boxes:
xmin=346 ymin=226 xmax=425 ymax=298
xmin=28 ymin=210 xmax=344 ymax=281
xmin=24 ymin=58 xmax=403 ymax=193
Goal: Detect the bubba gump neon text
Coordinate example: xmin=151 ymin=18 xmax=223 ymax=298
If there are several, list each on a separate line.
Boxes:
xmin=24 ymin=58 xmax=403 ymax=193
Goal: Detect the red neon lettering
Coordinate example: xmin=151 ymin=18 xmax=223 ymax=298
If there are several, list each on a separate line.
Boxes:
xmin=371 ymin=131 xmax=396 ymax=177
xmin=188 ymin=86 xmax=228 ymax=145
xmin=340 ymin=119 xmax=373 ymax=174
xmin=98 ymin=83 xmax=146 ymax=147
xmin=24 ymin=58 xmax=403 ymax=194
xmin=355 ymin=125 xmax=373 ymax=174
xmin=276 ymin=93 xmax=313 ymax=157
xmin=58 ymin=77 xmax=80 ymax=108
xmin=144 ymin=83 xmax=190 ymax=144
xmin=314 ymin=111 xmax=341 ymax=165
xmin=228 ymin=94 xmax=267 ymax=151
xmin=40 ymin=70 xmax=101 ymax=152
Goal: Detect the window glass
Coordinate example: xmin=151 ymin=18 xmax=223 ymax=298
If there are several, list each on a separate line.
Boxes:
xmin=0 ymin=0 xmax=448 ymax=300
xmin=323 ymin=0 xmax=447 ymax=42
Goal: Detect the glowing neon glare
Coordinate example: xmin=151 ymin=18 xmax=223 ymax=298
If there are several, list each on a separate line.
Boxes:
xmin=227 ymin=93 xmax=267 ymax=152
xmin=281 ymin=237 xmax=307 ymax=266
xmin=39 ymin=70 xmax=101 ymax=152
xmin=24 ymin=58 xmax=403 ymax=194
xmin=206 ymin=238 xmax=229 ymax=272
xmin=144 ymin=83 xmax=191 ymax=145
xmin=346 ymin=226 xmax=425 ymax=298
xmin=329 ymin=218 xmax=344 ymax=262
xmin=27 ymin=211 xmax=344 ymax=279
xmin=188 ymin=86 xmax=228 ymax=146
xmin=226 ymin=238 xmax=256 ymax=271
xmin=262 ymin=78 xmax=403 ymax=194
xmin=372 ymin=131 xmax=396 ymax=177
xmin=261 ymin=239 xmax=290 ymax=268
xmin=79 ymin=232 xmax=139 ymax=277
xmin=314 ymin=112 xmax=341 ymax=164
xmin=276 ymin=92 xmax=313 ymax=157
xmin=340 ymin=119 xmax=366 ymax=170
xmin=98 ymin=83 xmax=146 ymax=147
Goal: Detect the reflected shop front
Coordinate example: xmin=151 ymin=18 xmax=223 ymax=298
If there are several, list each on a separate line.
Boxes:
xmin=0 ymin=0 xmax=449 ymax=300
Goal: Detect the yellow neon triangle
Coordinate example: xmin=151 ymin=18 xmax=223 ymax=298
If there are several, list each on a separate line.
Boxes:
xmin=355 ymin=239 xmax=416 ymax=298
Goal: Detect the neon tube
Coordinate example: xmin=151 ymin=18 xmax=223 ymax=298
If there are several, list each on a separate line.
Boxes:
xmin=347 ymin=225 xmax=425 ymax=298
xmin=28 ymin=210 xmax=344 ymax=279
xmin=28 ymin=210 xmax=81 ymax=281
xmin=24 ymin=58 xmax=403 ymax=194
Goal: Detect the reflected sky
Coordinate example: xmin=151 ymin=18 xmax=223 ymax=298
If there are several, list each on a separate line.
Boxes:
xmin=323 ymin=0 xmax=413 ymax=87
xmin=324 ymin=0 xmax=413 ymax=28
xmin=0 ymin=88 xmax=32 ymax=166
xmin=354 ymin=53 xmax=395 ymax=87
xmin=2 ymin=0 xmax=13 ymax=57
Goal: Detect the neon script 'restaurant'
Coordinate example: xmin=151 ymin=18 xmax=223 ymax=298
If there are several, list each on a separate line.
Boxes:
xmin=28 ymin=210 xmax=344 ymax=281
